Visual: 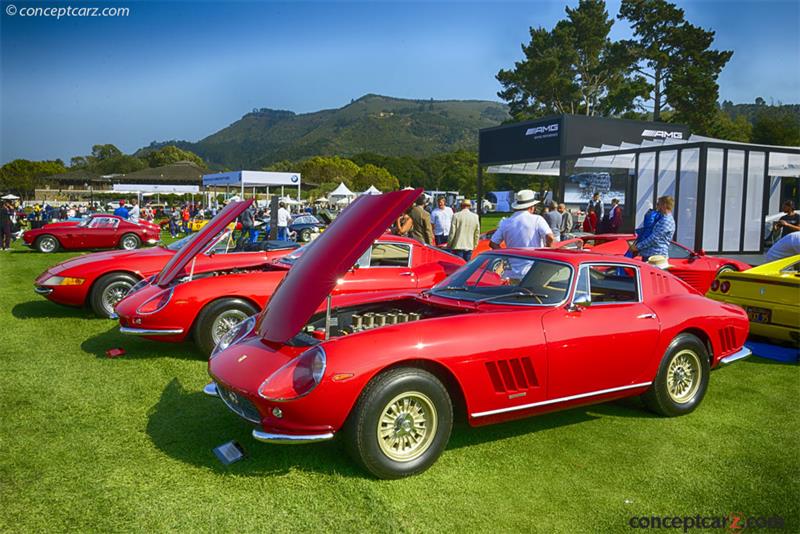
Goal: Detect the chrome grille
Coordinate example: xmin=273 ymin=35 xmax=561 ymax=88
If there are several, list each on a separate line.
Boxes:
xmin=216 ymin=382 xmax=262 ymax=424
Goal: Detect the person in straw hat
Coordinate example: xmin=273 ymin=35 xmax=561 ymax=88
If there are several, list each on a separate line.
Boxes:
xmin=647 ymin=255 xmax=672 ymax=270
xmin=489 ymin=189 xmax=554 ymax=250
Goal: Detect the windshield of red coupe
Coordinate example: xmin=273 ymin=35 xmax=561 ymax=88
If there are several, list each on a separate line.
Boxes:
xmin=431 ymin=254 xmax=573 ymax=306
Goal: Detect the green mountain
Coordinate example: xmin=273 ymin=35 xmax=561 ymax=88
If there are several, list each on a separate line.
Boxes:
xmin=138 ymin=94 xmax=509 ymax=169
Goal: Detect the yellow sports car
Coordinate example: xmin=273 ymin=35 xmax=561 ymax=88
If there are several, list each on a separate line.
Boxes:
xmin=707 ymin=254 xmax=800 ymax=345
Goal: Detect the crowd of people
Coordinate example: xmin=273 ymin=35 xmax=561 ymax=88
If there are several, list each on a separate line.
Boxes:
xmin=389 ymin=189 xmax=682 ymax=269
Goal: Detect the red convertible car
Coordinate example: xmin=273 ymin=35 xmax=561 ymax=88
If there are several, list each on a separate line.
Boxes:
xmin=22 ymin=214 xmax=161 ymax=253
xmin=476 ymin=231 xmax=749 ymax=294
xmin=33 ymin=222 xmax=299 ymax=318
xmin=114 ymin=199 xmax=465 ymax=355
xmin=205 ymin=190 xmax=751 ymax=479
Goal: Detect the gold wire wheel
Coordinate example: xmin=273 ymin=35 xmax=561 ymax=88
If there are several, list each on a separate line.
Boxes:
xmin=376 ymin=391 xmax=438 ymax=462
xmin=666 ymin=349 xmax=702 ymax=404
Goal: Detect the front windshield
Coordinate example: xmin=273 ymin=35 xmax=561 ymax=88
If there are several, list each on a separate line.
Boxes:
xmin=77 ymin=217 xmax=91 ymax=228
xmin=279 ymin=242 xmax=313 ymax=265
xmin=165 ymin=234 xmax=195 ymax=251
xmin=432 ymin=253 xmax=572 ymax=305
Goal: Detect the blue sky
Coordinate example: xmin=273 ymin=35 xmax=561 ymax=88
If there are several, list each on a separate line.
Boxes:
xmin=1 ymin=0 xmax=798 ymax=164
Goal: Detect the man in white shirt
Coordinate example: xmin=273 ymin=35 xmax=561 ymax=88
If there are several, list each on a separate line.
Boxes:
xmin=430 ymin=197 xmax=454 ymax=246
xmin=127 ymin=198 xmax=140 ymax=223
xmin=490 ymin=189 xmax=554 ymax=250
xmin=276 ymin=202 xmax=292 ymax=241
xmin=766 ymin=231 xmax=800 ymax=262
xmin=490 ymin=189 xmax=554 ymax=280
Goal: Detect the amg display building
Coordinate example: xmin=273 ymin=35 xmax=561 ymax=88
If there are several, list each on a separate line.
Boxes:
xmin=478 ymin=115 xmax=800 ymax=255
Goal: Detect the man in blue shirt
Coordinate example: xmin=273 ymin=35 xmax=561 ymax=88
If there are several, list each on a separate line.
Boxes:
xmin=113 ymin=200 xmax=129 ymax=219
xmin=631 ymin=196 xmax=675 ymax=261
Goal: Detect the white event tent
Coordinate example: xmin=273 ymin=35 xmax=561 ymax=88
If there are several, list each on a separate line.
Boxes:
xmin=328 ymin=182 xmax=355 ymax=205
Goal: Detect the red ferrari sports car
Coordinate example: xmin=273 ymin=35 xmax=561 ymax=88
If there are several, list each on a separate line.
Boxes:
xmin=33 ymin=223 xmax=299 ymax=318
xmin=22 ymin=214 xmax=161 ymax=253
xmin=205 ymin=189 xmax=751 ymax=479
xmin=114 ymin=199 xmax=465 ymax=355
xmin=476 ymin=231 xmax=749 ymax=294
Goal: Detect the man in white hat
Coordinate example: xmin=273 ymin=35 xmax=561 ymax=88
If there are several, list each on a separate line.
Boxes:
xmin=489 ymin=189 xmax=554 ymax=250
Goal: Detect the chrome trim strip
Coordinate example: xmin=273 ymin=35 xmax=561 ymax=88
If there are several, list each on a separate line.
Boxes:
xmin=203 ymin=382 xmax=219 ymax=397
xmin=119 ymin=326 xmax=184 ymax=336
xmin=470 ymin=381 xmax=653 ymax=418
xmin=33 ymin=286 xmax=53 ymax=295
xmin=720 ymin=347 xmax=752 ymax=366
xmin=252 ymin=429 xmax=335 ymax=444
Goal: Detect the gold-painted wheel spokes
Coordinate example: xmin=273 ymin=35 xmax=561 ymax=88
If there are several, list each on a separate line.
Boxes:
xmin=666 ymin=349 xmax=702 ymax=404
xmin=376 ymin=391 xmax=437 ymax=462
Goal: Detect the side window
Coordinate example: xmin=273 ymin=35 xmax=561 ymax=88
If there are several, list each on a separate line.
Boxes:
xmin=369 ymin=243 xmax=410 ymax=267
xmin=581 ymin=264 xmax=639 ymax=304
xmin=89 ymin=217 xmax=119 ymax=229
xmin=668 ymin=242 xmax=692 ymax=259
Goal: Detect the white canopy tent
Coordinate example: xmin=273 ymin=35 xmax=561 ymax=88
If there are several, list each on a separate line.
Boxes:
xmin=328 ymin=182 xmax=355 ymax=205
xmin=1 ymin=194 xmax=20 ymax=200
xmin=202 ymin=170 xmax=301 ymax=199
xmin=361 ymin=185 xmax=381 ymax=195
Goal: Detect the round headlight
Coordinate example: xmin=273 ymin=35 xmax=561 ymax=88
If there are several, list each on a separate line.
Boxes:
xmin=210 ymin=315 xmax=257 ymax=359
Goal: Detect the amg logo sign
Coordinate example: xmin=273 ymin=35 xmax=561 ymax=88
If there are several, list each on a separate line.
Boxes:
xmin=641 ymin=129 xmax=684 ymax=140
xmin=525 ymin=123 xmax=559 ymax=138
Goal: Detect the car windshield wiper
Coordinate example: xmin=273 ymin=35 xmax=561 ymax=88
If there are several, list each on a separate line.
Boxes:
xmin=437 ymin=285 xmax=470 ymax=291
xmin=475 ymin=288 xmax=549 ymax=304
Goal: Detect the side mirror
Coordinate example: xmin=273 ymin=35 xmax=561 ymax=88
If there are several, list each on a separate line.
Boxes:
xmin=697 ymin=249 xmax=706 ymax=257
xmin=567 ymin=293 xmax=591 ymax=312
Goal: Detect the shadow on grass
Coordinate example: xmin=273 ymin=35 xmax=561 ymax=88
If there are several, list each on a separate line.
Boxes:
xmin=147 ymin=378 xmax=363 ymax=478
xmin=81 ymin=326 xmax=203 ymax=361
xmin=148 ymin=379 xmax=655 ymax=478
xmin=12 ymin=299 xmax=96 ymax=320
xmin=446 ymin=396 xmax=652 ymax=451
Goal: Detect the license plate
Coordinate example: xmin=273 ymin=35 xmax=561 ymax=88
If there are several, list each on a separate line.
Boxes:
xmin=746 ymin=306 xmax=771 ymax=324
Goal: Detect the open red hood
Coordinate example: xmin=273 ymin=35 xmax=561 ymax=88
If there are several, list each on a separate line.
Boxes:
xmin=258 ymin=188 xmax=422 ymax=343
xmin=155 ymin=199 xmax=252 ymax=287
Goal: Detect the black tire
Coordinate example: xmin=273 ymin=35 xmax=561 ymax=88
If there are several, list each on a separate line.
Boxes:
xmin=299 ymin=228 xmax=312 ymax=242
xmin=35 ymin=235 xmax=59 ymax=253
xmin=642 ymin=333 xmax=710 ymax=417
xmin=119 ymin=233 xmax=141 ymax=250
xmin=193 ymin=298 xmax=259 ymax=356
xmin=89 ymin=272 xmax=140 ymax=318
xmin=343 ymin=367 xmax=453 ymax=479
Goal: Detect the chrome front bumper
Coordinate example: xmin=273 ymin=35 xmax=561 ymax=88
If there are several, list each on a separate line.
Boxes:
xmin=252 ymin=429 xmax=335 ymax=445
xmin=119 ymin=326 xmax=184 ymax=336
xmin=33 ymin=286 xmax=53 ymax=295
xmin=720 ymin=346 xmax=752 ymax=366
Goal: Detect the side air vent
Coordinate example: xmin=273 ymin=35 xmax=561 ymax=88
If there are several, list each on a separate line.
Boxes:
xmin=485 ymin=357 xmax=539 ymax=393
xmin=720 ymin=326 xmax=737 ymax=353
xmin=649 ymin=271 xmax=669 ymax=295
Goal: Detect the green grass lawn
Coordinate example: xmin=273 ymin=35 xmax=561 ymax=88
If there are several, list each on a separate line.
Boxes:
xmin=1 ymin=236 xmax=798 ymax=532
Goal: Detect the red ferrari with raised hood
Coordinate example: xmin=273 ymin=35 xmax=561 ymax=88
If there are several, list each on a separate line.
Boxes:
xmin=205 ymin=189 xmax=751 ymax=479
xmin=32 ymin=201 xmax=298 ymax=318
xmin=114 ymin=198 xmax=465 ymax=355
xmin=476 ymin=231 xmax=750 ymax=294
xmin=22 ymin=214 xmax=161 ymax=253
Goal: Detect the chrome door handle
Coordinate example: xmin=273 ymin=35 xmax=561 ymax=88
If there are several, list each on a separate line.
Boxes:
xmin=637 ymin=313 xmax=657 ymax=319
xmin=399 ymin=272 xmax=413 ymax=276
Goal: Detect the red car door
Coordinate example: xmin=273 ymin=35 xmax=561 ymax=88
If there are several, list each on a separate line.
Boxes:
xmin=336 ymin=242 xmax=419 ymax=294
xmin=542 ymin=263 xmax=660 ymax=399
xmin=80 ymin=216 xmax=120 ymax=248
xmin=661 ymin=241 xmax=715 ymax=293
